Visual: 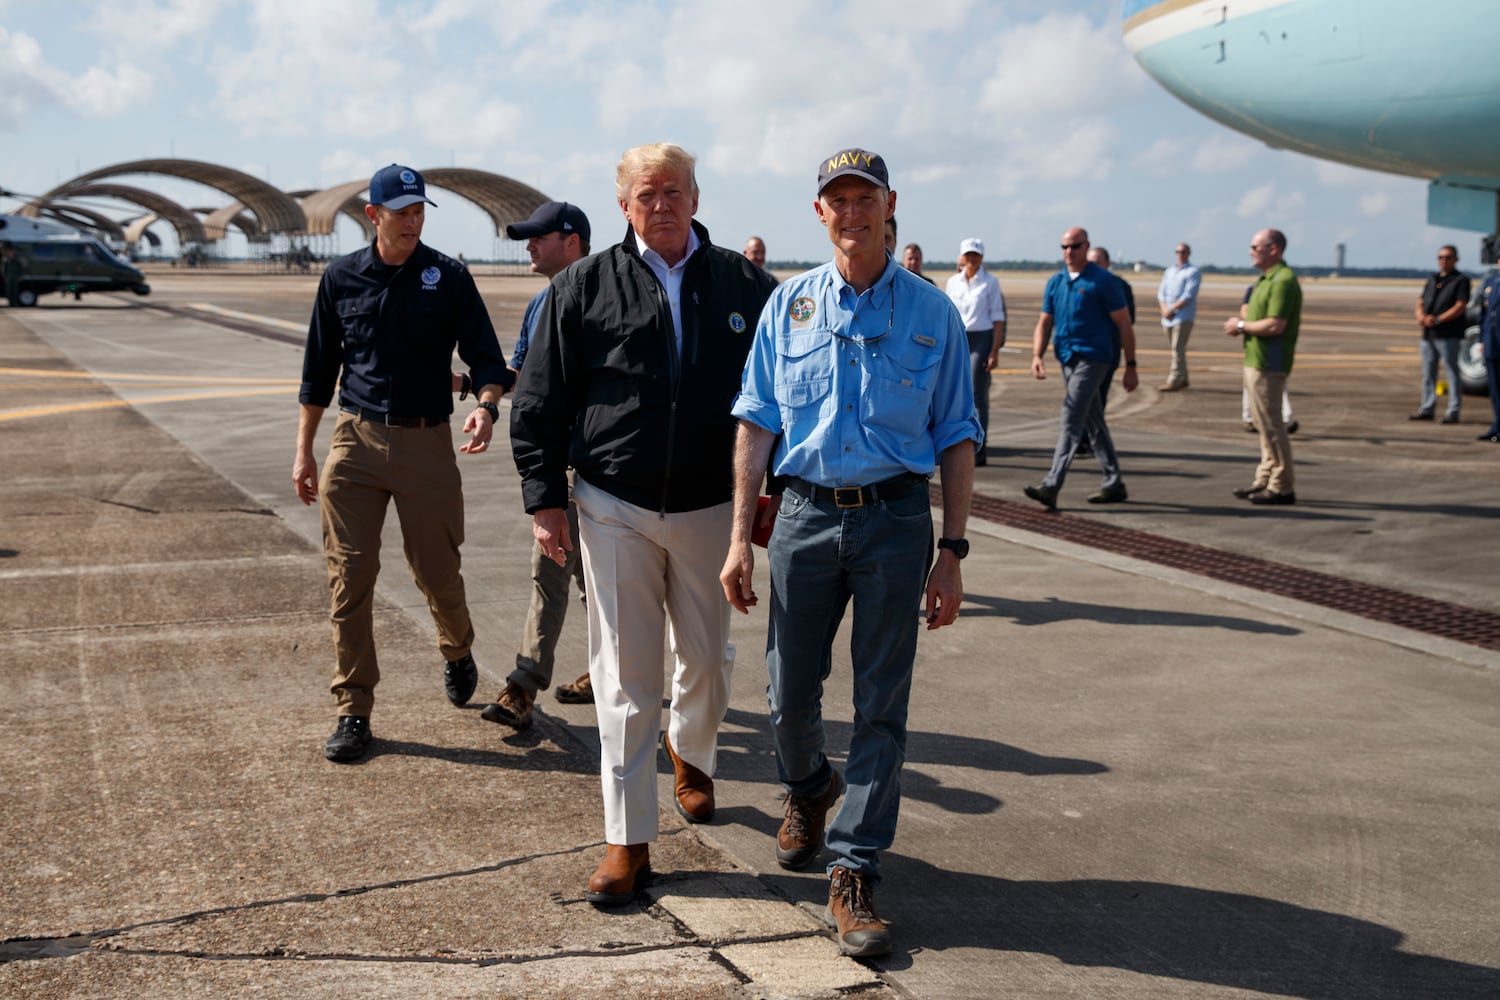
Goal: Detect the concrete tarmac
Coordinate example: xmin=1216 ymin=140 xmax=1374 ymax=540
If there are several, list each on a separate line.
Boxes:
xmin=1 ymin=268 xmax=1497 ymax=999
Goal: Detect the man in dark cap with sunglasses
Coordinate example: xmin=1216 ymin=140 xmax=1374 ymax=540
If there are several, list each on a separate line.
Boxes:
xmin=295 ymin=163 xmax=512 ymax=763
xmin=720 ymin=147 xmax=979 ymax=958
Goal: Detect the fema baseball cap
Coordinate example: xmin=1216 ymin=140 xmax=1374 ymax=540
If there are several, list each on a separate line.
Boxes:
xmin=959 ymin=238 xmax=984 ymax=257
xmin=505 ymin=201 xmax=591 ymax=243
xmin=369 ymin=164 xmax=436 ymax=210
xmin=817 ymin=148 xmax=889 ymax=194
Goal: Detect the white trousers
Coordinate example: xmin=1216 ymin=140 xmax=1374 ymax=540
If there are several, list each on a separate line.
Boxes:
xmin=572 ymin=477 xmax=734 ymax=846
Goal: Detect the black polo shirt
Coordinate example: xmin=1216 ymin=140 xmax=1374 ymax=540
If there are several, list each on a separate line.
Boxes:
xmin=299 ymin=241 xmax=512 ymax=416
xmin=1421 ymin=269 xmax=1471 ymax=340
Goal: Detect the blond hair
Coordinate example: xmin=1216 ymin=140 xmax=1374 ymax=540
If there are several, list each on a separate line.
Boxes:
xmin=616 ymin=143 xmax=699 ymax=199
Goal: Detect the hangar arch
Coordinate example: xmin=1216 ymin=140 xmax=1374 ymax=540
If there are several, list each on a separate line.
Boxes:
xmin=27 ymin=158 xmax=305 ymax=235
xmin=22 ymin=184 xmax=207 ymax=247
xmin=39 ymin=205 xmax=126 ymax=243
xmin=195 ymin=203 xmax=266 ymax=243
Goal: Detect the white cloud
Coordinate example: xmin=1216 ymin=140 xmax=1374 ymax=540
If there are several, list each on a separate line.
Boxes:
xmin=978 ymin=13 xmax=1143 ymax=117
xmin=1237 ymin=183 xmax=1274 ymax=218
xmin=1191 ymin=133 xmax=1258 ymax=173
xmin=1133 ymin=137 xmax=1187 ymax=176
xmin=0 ymin=27 xmax=155 ymax=126
xmin=1359 ymin=191 xmax=1390 ymax=217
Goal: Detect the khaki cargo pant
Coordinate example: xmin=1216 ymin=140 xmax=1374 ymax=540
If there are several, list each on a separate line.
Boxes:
xmin=319 ymin=411 xmax=474 ymax=716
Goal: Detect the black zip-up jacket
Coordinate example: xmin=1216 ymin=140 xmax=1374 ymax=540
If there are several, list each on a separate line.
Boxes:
xmin=511 ymin=220 xmax=776 ymax=514
xmin=299 ymin=240 xmax=512 ymax=414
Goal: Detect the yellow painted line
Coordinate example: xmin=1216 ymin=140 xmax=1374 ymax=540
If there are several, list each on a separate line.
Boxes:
xmin=0 ymin=366 xmax=295 ymax=385
xmin=0 ymin=386 xmax=294 ymax=422
xmin=187 ymin=302 xmax=306 ymax=333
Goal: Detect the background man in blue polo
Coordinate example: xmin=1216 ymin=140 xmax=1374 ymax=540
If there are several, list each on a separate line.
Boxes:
xmin=720 ymin=147 xmax=979 ymax=959
xmin=478 ymin=200 xmax=594 ymax=726
xmin=1024 ymin=226 xmax=1138 ymax=510
xmin=294 ymin=163 xmax=512 ymax=763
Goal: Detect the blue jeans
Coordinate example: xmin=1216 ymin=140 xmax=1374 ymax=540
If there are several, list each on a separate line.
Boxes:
xmin=1419 ymin=337 xmax=1463 ymax=417
xmin=765 ymin=482 xmax=933 ymax=879
xmin=1043 ymin=357 xmax=1122 ymax=490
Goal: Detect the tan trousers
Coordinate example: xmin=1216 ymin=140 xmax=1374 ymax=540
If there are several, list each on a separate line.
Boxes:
xmin=319 ymin=411 xmax=474 ymax=716
xmin=572 ymin=477 xmax=734 ymax=847
xmin=1244 ymin=368 xmax=1294 ymax=493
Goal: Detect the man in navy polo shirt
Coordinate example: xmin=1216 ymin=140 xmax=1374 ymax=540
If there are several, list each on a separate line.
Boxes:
xmin=295 ymin=163 xmax=512 ymax=763
xmin=1024 ymin=226 xmax=1138 ymax=509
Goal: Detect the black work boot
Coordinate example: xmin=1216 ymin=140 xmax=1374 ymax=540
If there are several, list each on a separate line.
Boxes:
xmin=324 ymin=716 xmax=371 ymax=763
xmin=444 ymin=652 xmax=478 ymax=707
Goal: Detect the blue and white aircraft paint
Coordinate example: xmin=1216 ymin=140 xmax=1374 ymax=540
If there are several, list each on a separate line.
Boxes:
xmin=1122 ymin=0 xmax=1500 ymax=251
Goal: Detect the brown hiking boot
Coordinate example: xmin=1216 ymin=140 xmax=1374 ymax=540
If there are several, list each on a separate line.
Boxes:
xmin=479 ymin=681 xmax=535 ymax=729
xmin=585 ymin=843 xmax=650 ymax=907
xmin=824 ymin=865 xmax=892 ymax=957
xmin=776 ymin=770 xmax=844 ymax=870
xmin=554 ymin=671 xmax=593 ymax=704
xmin=662 ymin=733 xmax=714 ymax=823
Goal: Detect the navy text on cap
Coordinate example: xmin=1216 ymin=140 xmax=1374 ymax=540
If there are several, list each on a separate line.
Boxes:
xmin=817 ymin=148 xmax=889 ymax=194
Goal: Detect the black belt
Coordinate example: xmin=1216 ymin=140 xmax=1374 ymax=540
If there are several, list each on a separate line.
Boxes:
xmin=340 ymin=405 xmax=449 ymax=428
xmin=787 ymin=474 xmax=926 ymax=508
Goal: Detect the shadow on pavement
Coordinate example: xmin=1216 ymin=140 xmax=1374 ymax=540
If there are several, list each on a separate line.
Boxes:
xmin=869 ymin=857 xmax=1500 ymax=998
xmin=961 ymin=593 xmax=1302 ymax=635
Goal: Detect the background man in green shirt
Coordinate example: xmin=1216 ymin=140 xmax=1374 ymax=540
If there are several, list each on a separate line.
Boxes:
xmin=1224 ymin=228 xmax=1301 ymax=505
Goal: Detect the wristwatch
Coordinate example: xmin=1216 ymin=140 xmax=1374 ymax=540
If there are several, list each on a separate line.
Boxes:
xmin=477 ymin=400 xmax=500 ymax=423
xmin=1237 ymin=319 xmax=1246 ymax=333
xmin=937 ymin=537 xmax=969 ymax=559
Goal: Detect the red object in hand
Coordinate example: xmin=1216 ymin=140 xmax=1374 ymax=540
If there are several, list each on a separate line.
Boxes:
xmin=752 ymin=495 xmax=774 ymax=548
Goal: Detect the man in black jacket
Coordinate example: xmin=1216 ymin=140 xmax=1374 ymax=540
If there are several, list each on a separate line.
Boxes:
xmin=510 ymin=143 xmax=776 ymax=906
xmin=294 ymin=164 xmax=512 ymax=763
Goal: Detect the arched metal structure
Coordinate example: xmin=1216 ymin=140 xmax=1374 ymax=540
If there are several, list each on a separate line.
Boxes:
xmin=420 ymin=167 xmax=550 ymax=237
xmin=194 ymin=203 xmax=266 ymax=243
xmin=21 ymin=183 xmax=207 ymax=246
xmin=36 ymin=158 xmax=305 ymax=234
xmin=124 ymin=214 xmax=159 ymax=245
xmin=297 ymin=168 xmax=550 ymax=239
xmin=290 ymin=188 xmax=375 ymax=240
xmin=39 ymin=205 xmax=126 ymax=243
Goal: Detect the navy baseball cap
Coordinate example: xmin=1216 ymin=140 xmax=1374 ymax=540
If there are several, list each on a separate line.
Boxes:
xmin=506 ymin=201 xmax=591 ymax=243
xmin=817 ymin=148 xmax=889 ymax=194
xmin=369 ymin=164 xmax=436 ymax=210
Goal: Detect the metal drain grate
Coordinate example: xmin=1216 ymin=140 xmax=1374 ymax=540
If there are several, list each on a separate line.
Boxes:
xmin=963 ymin=489 xmax=1500 ymax=653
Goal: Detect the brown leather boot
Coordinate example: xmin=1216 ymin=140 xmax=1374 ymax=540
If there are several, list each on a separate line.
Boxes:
xmin=479 ymin=681 xmax=535 ymax=729
xmin=586 ymin=843 xmax=650 ymax=907
xmin=662 ymin=733 xmax=714 ymax=823
xmin=554 ymin=671 xmax=593 ymax=704
xmin=776 ymin=770 xmax=844 ymax=870
xmin=824 ymin=865 xmax=893 ymax=957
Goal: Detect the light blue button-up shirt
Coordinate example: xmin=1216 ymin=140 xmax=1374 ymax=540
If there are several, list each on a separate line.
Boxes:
xmin=732 ymin=258 xmax=980 ymax=487
xmin=1157 ymin=262 xmax=1201 ymax=327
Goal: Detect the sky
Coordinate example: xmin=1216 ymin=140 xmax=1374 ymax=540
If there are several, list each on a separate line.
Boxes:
xmin=0 ymin=0 xmax=1478 ymax=271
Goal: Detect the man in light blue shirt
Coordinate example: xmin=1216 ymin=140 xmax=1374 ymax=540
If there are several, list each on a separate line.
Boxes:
xmin=1156 ymin=242 xmax=1201 ymax=391
xmin=720 ymin=147 xmax=979 ymax=960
